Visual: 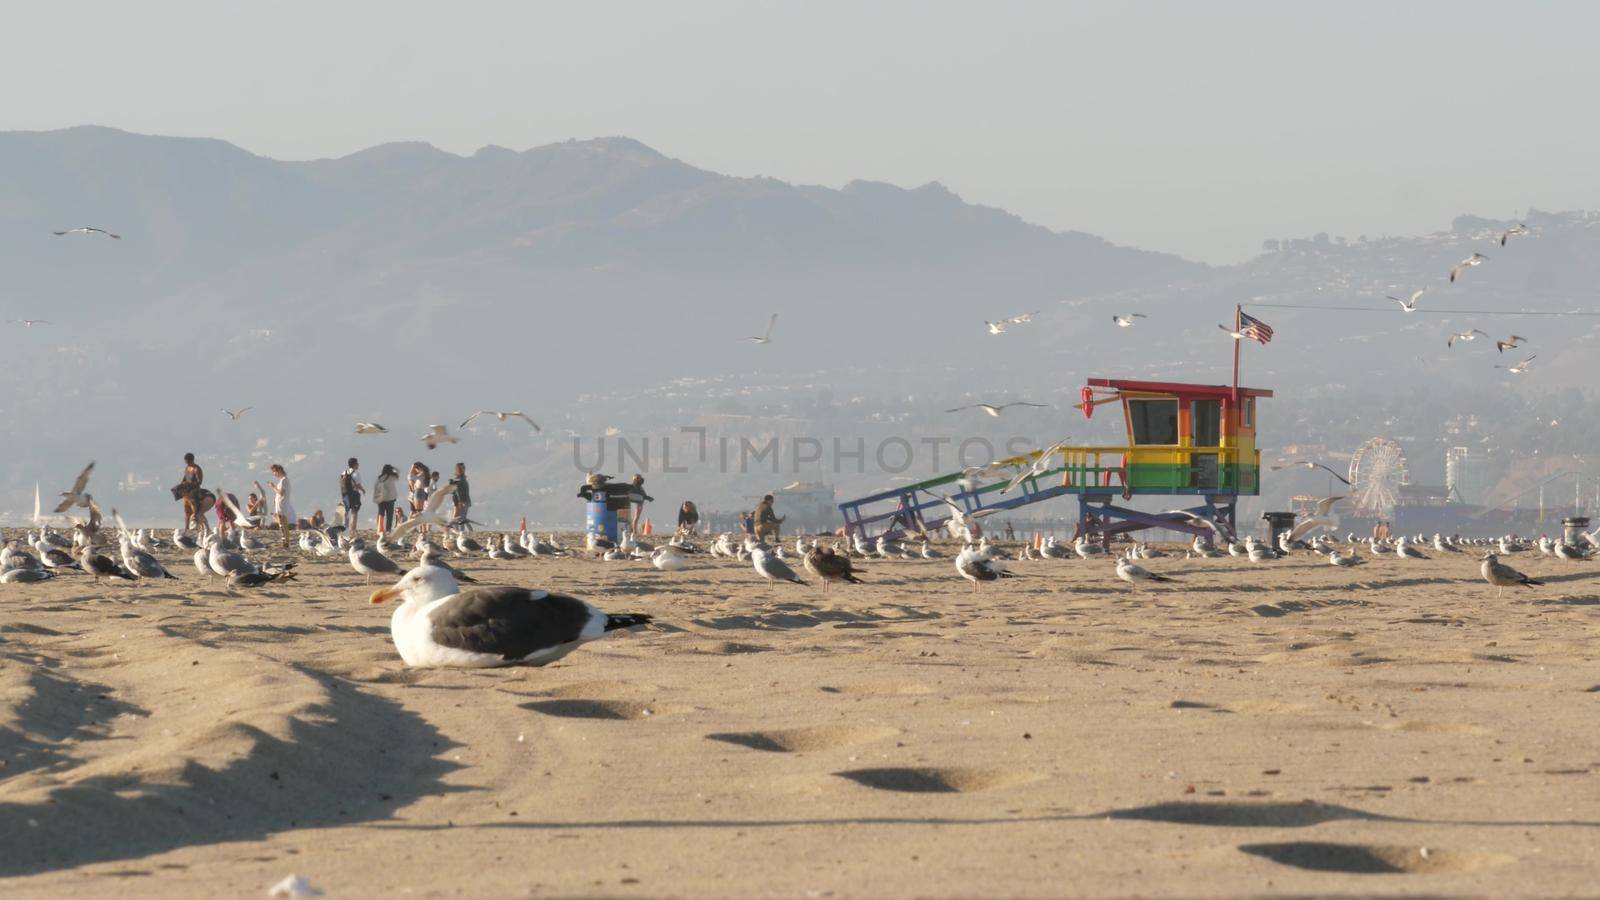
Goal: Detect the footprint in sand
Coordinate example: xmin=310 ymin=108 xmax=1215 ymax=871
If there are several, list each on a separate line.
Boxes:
xmin=834 ymin=766 xmax=1038 ymax=793
xmin=1239 ymin=841 xmax=1512 ymax=874
xmin=522 ymin=698 xmax=675 ymax=720
xmin=705 ymin=725 xmax=897 ymax=753
xmin=819 ymin=682 xmax=933 ymax=697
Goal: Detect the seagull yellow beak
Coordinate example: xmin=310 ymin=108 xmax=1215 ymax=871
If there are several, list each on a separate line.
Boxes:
xmin=370 ymin=584 xmax=403 ymax=605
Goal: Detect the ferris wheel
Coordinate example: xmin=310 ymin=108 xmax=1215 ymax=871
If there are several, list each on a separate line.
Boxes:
xmin=1348 ymin=437 xmax=1409 ymax=517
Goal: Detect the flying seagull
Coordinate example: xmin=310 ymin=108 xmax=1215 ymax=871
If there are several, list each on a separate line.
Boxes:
xmin=744 ymin=314 xmax=778 ymax=344
xmin=391 ymin=484 xmax=458 ymax=537
xmin=1494 ymin=335 xmax=1527 ymax=354
xmin=1500 ymin=224 xmax=1528 ymax=246
xmin=1111 ymin=313 xmax=1147 ymax=327
xmin=1494 ymin=355 xmax=1536 ymax=374
xmin=1218 ymin=323 xmax=1247 ymax=339
xmin=945 ymin=401 xmax=1049 ymax=417
xmin=6 ymin=319 xmax=49 ymax=327
xmin=355 ymin=422 xmax=388 ymax=434
xmin=1386 ymin=289 xmax=1425 ymax=312
xmin=1449 ymin=253 xmax=1488 ymax=283
xmin=985 ymin=311 xmax=1038 ymax=335
xmin=53 ymin=461 xmax=95 ymax=513
xmin=1000 ymin=439 xmax=1073 ymax=495
xmin=461 ymin=410 xmax=540 ymax=431
xmin=222 ymin=406 xmax=253 ymax=421
xmin=53 ymin=226 xmax=121 ymax=239
xmin=1447 ymin=329 xmax=1488 ymax=348
xmin=1268 ymin=460 xmax=1352 ymax=486
xmin=422 ymin=425 xmax=459 ymax=449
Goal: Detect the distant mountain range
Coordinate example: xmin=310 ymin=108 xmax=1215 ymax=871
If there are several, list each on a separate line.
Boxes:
xmin=1 ymin=126 xmax=1595 ymax=525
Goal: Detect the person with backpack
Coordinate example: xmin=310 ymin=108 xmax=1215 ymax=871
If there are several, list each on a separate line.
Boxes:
xmin=340 ymin=458 xmax=365 ymax=533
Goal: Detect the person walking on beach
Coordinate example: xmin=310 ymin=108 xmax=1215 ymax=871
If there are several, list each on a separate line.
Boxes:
xmin=340 ymin=458 xmax=365 ymax=533
xmin=628 ymin=473 xmax=654 ymax=530
xmin=448 ymin=463 xmax=471 ymax=527
xmin=268 ymin=463 xmax=296 ymax=545
xmin=373 ymin=464 xmax=400 ymax=533
xmin=174 ymin=452 xmax=212 ymax=533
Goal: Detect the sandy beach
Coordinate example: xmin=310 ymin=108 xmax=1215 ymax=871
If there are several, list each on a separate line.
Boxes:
xmin=2 ymin=534 xmax=1598 ymax=897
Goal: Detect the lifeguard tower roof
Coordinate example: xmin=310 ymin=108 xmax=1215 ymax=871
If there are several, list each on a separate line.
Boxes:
xmin=1086 ymin=378 xmax=1273 ymax=399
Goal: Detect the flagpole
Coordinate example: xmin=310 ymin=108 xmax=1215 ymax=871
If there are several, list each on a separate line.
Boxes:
xmin=1232 ymin=304 xmax=1242 ymax=405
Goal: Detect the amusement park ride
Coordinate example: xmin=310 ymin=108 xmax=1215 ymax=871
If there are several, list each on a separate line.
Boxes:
xmin=837 ymin=376 xmax=1273 ymax=544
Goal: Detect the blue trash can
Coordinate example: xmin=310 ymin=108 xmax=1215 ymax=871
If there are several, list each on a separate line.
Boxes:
xmin=584 ymin=487 xmax=636 ymax=544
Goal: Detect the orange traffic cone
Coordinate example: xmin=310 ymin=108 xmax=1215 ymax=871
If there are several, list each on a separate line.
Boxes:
xmin=642 ymin=518 xmax=653 ymax=536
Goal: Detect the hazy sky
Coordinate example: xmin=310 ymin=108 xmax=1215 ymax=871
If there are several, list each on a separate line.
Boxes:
xmin=8 ymin=1 xmax=1600 ymax=262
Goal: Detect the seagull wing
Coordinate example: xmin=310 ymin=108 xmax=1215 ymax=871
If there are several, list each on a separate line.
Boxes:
xmin=510 ymin=412 xmax=541 ymax=431
xmin=460 ymin=412 xmax=487 ymax=429
xmin=763 ymin=313 xmax=778 ymax=341
xmin=944 ymin=405 xmax=976 ymax=413
xmin=1313 ymin=495 xmax=1344 ymax=517
xmin=69 ymin=461 xmax=94 ymax=497
xmin=1288 ymin=517 xmax=1331 ymax=542
xmin=221 ymin=492 xmax=255 ymax=527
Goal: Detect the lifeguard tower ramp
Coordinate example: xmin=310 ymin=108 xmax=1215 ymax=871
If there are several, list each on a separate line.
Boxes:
xmin=837 ymin=378 xmax=1272 ymax=542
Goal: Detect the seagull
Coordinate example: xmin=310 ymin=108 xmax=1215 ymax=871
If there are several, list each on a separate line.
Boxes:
xmin=422 ymin=425 xmax=459 ymax=449
xmin=1267 ymin=460 xmax=1353 ymax=486
xmin=650 ymin=546 xmax=691 ymax=572
xmin=1494 ymin=335 xmax=1527 ymax=354
xmin=369 ymin=564 xmax=651 ymax=668
xmin=955 ymin=546 xmax=1012 ymax=592
xmin=1494 ymin=355 xmax=1536 ymax=374
xmin=945 ymin=401 xmax=1049 ymax=417
xmin=53 ymin=226 xmax=121 ymax=239
xmin=802 ymin=546 xmax=863 ymax=593
xmin=53 ymin=461 xmax=95 ymax=514
xmin=1386 ymin=289 xmax=1425 ymax=312
xmin=6 ymin=319 xmax=49 ymax=327
xmin=1500 ymin=224 xmax=1528 ymax=246
xmin=744 ymin=313 xmax=778 ymax=344
xmin=1218 ymin=323 xmax=1247 ymax=339
xmin=222 ymin=406 xmax=253 ymax=421
xmin=1446 ymin=329 xmax=1488 ymax=348
xmin=1115 ymin=553 xmax=1173 ymax=588
xmin=1111 ymin=314 xmax=1147 ymax=327
xmin=1000 ymin=439 xmax=1072 ymax=495
xmin=355 ymin=422 xmax=388 ymax=434
xmin=391 ymin=484 xmax=459 ymax=536
xmin=349 ymin=541 xmax=403 ymax=585
xmin=752 ymin=546 xmax=806 ymax=584
xmin=1449 ymin=253 xmax=1488 ymax=283
xmin=984 ymin=311 xmax=1038 ymax=335
xmin=461 ymin=410 xmax=540 ymax=431
xmin=1480 ymin=552 xmax=1542 ymax=597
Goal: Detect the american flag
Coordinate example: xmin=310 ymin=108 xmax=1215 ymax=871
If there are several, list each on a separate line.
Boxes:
xmin=1238 ymin=311 xmax=1274 ymax=344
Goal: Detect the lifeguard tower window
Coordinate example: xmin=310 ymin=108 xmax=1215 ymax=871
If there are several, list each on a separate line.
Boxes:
xmin=1241 ymin=397 xmax=1255 ymax=429
xmin=1128 ymin=398 xmax=1179 ymax=445
xmin=1192 ymin=399 xmax=1222 ymax=446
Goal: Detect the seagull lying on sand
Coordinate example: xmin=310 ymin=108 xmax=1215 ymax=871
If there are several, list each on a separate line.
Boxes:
xmin=53 ymin=226 xmax=121 ymax=239
xmin=370 ymin=565 xmax=651 ymax=668
xmin=1111 ymin=314 xmax=1147 ymax=327
xmin=955 ymin=545 xmax=1011 ymax=592
xmin=1494 ymin=335 xmax=1527 ymax=354
xmin=745 ymin=313 xmax=778 ymax=344
xmin=1494 ymin=355 xmax=1536 ymax=374
xmin=1449 ymin=253 xmax=1488 ymax=283
xmin=1447 ymin=329 xmax=1488 ymax=348
xmin=355 ymin=422 xmax=388 ymax=434
xmin=461 ymin=411 xmax=541 ymax=431
xmin=1387 ymin=289 xmax=1425 ymax=312
xmin=422 ymin=425 xmax=459 ymax=449
xmin=945 ymin=401 xmax=1048 ymax=417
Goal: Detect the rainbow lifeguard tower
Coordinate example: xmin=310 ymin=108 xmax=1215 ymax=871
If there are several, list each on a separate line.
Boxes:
xmin=837 ymin=377 xmax=1272 ymax=543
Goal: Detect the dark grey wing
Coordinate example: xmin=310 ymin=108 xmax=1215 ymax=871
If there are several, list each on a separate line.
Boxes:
xmin=428 ymin=587 xmax=597 ymax=661
xmin=356 ymin=549 xmax=401 ymax=574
